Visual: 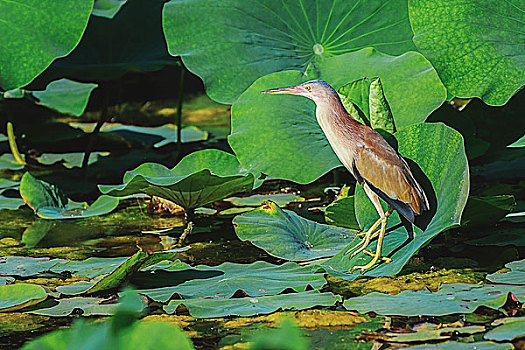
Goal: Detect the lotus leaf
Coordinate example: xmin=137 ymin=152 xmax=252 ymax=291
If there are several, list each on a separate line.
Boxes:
xmin=386 ymin=325 xmax=485 ymax=343
xmin=487 ymin=260 xmax=525 ymax=285
xmin=37 ymin=152 xmax=108 ymax=168
xmin=0 ymin=154 xmax=24 ymax=171
xmin=163 ymin=0 xmax=417 ymax=103
xmin=325 ymin=123 xmax=469 ymax=278
xmin=229 ymin=50 xmax=445 ymax=184
xmin=164 ymin=291 xmax=341 ymax=318
xmin=20 ymin=172 xmax=119 ymax=219
xmin=31 ymin=79 xmax=98 ymax=117
xmin=461 ymin=196 xmax=516 ymax=228
xmin=99 ymin=149 xmax=260 ymax=211
xmin=343 ymin=283 xmax=525 ymax=316
xmin=92 ymin=0 xmax=128 ymax=19
xmin=225 ymin=193 xmax=305 ymax=207
xmin=137 ymin=261 xmax=326 ymax=302
xmin=45 ymin=0 xmax=176 ymax=82
xmin=0 ymin=196 xmax=25 ymax=210
xmin=29 ymin=297 xmax=118 ymax=317
xmin=404 ymin=342 xmax=513 ymax=350
xmin=0 ymin=0 xmax=93 ymax=90
xmin=0 ymin=256 xmax=65 ymax=277
xmin=0 ymin=284 xmax=47 ymax=312
xmin=484 ymin=317 xmax=525 ymax=342
xmin=233 ymin=201 xmax=356 ymax=261
xmin=324 ymin=195 xmax=360 ymax=230
xmin=410 ymin=0 xmax=525 ymax=105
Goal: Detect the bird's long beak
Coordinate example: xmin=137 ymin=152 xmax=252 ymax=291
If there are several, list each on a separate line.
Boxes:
xmin=260 ymin=85 xmax=305 ymax=95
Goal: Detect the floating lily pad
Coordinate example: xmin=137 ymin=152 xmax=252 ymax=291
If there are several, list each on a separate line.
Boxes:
xmin=0 ymin=284 xmax=47 ymax=312
xmin=20 ymin=172 xmax=119 ymax=219
xmin=325 ymin=123 xmax=469 ymax=278
xmin=37 ymin=152 xmax=108 ymax=168
xmin=51 ymin=257 xmax=129 ymax=279
xmin=405 ymin=342 xmax=513 ymax=350
xmin=29 ymin=297 xmax=118 ymax=317
xmin=56 ymin=250 xmax=183 ymax=295
xmin=0 ymin=179 xmax=20 ymax=192
xmin=98 ymin=124 xmax=208 ymax=148
xmin=0 ymin=277 xmax=14 ymax=285
xmin=0 ymin=256 xmax=65 ymax=277
xmin=31 ymin=79 xmax=98 ymax=117
xmin=484 ymin=317 xmax=525 ymax=342
xmin=163 ymin=0 xmax=417 ymax=103
xmin=164 ymin=291 xmax=341 ymax=318
xmin=229 ymin=51 xmax=446 ymax=184
xmin=487 ymin=260 xmax=525 ymax=285
xmin=410 ymin=0 xmax=525 ymax=105
xmin=0 ymin=196 xmax=25 ymax=210
xmin=233 ymin=201 xmax=356 ymax=261
xmin=324 ymin=195 xmax=360 ymax=230
xmin=138 ymin=261 xmax=326 ymax=302
xmin=0 ymin=154 xmax=24 ymax=171
xmin=225 ymin=193 xmax=304 ymax=207
xmin=386 ymin=325 xmax=485 ymax=343
xmin=99 ymin=149 xmax=259 ymax=211
xmin=343 ymin=283 xmax=525 ymax=316
xmin=0 ymin=0 xmax=93 ymax=90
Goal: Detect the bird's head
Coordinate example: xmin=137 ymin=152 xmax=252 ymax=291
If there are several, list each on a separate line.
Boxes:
xmin=260 ymin=80 xmax=337 ymax=104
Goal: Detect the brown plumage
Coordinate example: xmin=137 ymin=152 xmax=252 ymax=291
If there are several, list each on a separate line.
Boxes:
xmin=262 ymin=79 xmax=429 ymax=272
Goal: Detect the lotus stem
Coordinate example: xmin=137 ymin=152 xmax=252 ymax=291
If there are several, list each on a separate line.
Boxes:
xmin=176 ymin=66 xmax=185 ymax=156
xmin=6 ymin=121 xmax=25 ymax=165
xmin=177 ymin=221 xmax=193 ymax=247
xmin=82 ymin=89 xmax=109 ymax=174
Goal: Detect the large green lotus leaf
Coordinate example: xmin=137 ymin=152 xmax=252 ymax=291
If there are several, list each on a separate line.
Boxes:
xmin=229 ymin=51 xmax=446 ymax=184
xmin=0 ymin=256 xmax=65 ymax=277
xmin=343 ymin=283 xmax=525 ymax=316
xmin=324 ymin=123 xmax=469 ymax=278
xmin=164 ymin=291 xmax=341 ymax=318
xmin=163 ymin=0 xmax=416 ymax=103
xmin=31 ymin=79 xmax=98 ymax=117
xmin=0 ymin=284 xmax=47 ymax=312
xmin=487 ymin=260 xmax=525 ymax=285
xmin=386 ymin=325 xmax=485 ymax=343
xmin=99 ymin=149 xmax=259 ymax=211
xmin=484 ymin=317 xmax=525 ymax=342
xmin=405 ymin=342 xmax=513 ymax=350
xmin=29 ymin=297 xmax=118 ymax=317
xmin=233 ymin=201 xmax=356 ymax=261
xmin=0 ymin=154 xmax=24 ymax=170
xmin=137 ymin=261 xmax=326 ymax=302
xmin=42 ymin=0 xmax=176 ymax=82
xmin=409 ymin=0 xmax=525 ymax=105
xmin=324 ymin=195 xmax=360 ymax=230
xmin=20 ymin=172 xmax=119 ymax=219
xmin=0 ymin=0 xmax=93 ymax=90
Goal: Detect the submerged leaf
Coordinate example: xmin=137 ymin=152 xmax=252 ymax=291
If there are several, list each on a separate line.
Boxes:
xmin=233 ymin=201 xmax=356 ymax=261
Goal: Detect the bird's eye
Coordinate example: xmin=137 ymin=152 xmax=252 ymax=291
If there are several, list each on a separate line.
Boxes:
xmin=304 ymin=85 xmax=311 ymax=91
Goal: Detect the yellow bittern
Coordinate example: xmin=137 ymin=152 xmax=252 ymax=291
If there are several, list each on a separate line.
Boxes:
xmin=262 ymin=80 xmax=429 ymax=272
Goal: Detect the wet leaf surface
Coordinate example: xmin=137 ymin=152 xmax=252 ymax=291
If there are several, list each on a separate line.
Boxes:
xmin=484 ymin=317 xmax=525 ymax=341
xmin=0 ymin=284 xmax=47 ymax=312
xmin=486 ymin=259 xmax=525 ymax=285
xmin=233 ymin=201 xmax=356 ymax=261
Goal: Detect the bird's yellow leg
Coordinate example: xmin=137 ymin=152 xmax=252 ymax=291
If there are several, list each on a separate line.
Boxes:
xmin=352 ymin=206 xmax=394 ymax=273
xmin=344 ymin=216 xmax=383 ymax=256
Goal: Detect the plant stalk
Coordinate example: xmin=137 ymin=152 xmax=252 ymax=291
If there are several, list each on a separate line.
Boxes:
xmin=6 ymin=121 xmax=26 ymax=165
xmin=82 ymin=89 xmax=109 ymax=174
xmin=176 ymin=67 xmax=185 ymax=156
